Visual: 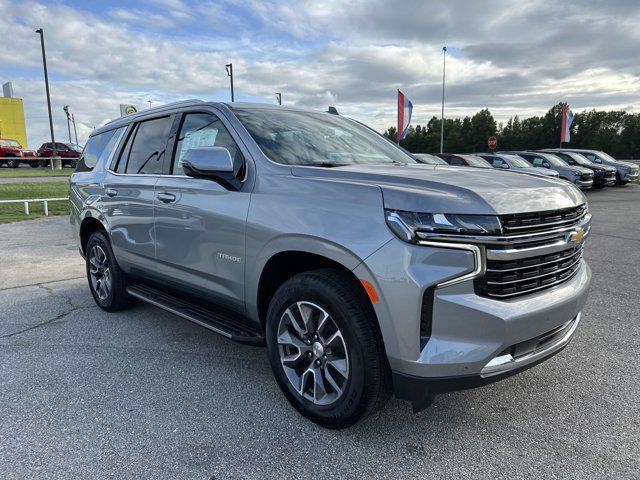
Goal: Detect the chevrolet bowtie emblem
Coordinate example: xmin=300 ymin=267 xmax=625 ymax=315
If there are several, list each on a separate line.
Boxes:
xmin=569 ymin=227 xmax=585 ymax=243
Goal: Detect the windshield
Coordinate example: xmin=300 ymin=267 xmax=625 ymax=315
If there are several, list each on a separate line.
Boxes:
xmin=413 ymin=154 xmax=446 ymax=165
xmin=0 ymin=139 xmax=21 ymax=147
xmin=234 ymin=108 xmax=417 ymax=166
xmin=566 ymin=152 xmax=593 ymax=166
xmin=537 ymin=153 xmax=566 ymax=167
xmin=461 ymin=155 xmax=492 ymax=168
xmin=69 ymin=143 xmax=84 ymax=152
xmin=502 ymin=155 xmax=531 ymax=167
xmin=594 ymin=151 xmax=617 ymax=162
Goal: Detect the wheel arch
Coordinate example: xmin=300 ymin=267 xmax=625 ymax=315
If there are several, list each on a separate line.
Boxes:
xmin=251 ymin=242 xmax=380 ymax=335
xmin=79 ymin=216 xmax=108 ymax=255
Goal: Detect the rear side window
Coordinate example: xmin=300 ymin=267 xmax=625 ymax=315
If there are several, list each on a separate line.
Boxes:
xmin=77 ymin=127 xmax=124 ymax=172
xmin=116 ymin=116 xmax=173 ymax=174
xmin=449 ymin=157 xmax=464 ymax=166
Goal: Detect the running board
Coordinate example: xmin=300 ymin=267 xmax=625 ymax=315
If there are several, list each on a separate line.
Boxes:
xmin=126 ymin=284 xmax=263 ymax=345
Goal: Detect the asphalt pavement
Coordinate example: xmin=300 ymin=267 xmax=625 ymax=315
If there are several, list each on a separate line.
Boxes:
xmin=1 ymin=186 xmax=639 ymax=479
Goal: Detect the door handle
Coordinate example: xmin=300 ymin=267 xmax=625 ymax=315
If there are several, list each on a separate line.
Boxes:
xmin=157 ymin=192 xmax=176 ymax=203
xmin=105 ymin=188 xmax=118 ymax=197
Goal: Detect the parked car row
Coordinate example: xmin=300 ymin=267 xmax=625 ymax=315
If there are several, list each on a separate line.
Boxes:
xmin=412 ymin=148 xmax=638 ymax=190
xmin=0 ymin=138 xmax=82 ymax=168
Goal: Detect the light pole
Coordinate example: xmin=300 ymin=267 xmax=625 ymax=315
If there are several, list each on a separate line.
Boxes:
xmin=440 ymin=46 xmax=447 ymax=154
xmin=71 ymin=113 xmax=78 ymax=144
xmin=63 ymin=105 xmax=71 ymax=142
xmin=36 ymin=27 xmax=59 ymax=169
xmin=275 ymin=92 xmax=282 ymax=105
xmin=225 ymin=63 xmax=234 ymax=102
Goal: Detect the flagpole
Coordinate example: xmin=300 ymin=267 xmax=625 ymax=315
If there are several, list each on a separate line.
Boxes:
xmin=440 ymin=46 xmax=447 ymax=154
xmin=397 ymin=89 xmax=400 ymax=146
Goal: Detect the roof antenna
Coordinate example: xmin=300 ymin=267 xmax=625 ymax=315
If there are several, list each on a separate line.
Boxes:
xmin=327 ymin=106 xmax=339 ymax=115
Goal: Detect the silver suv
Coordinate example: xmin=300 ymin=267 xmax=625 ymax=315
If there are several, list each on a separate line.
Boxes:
xmin=70 ymin=101 xmax=592 ymax=428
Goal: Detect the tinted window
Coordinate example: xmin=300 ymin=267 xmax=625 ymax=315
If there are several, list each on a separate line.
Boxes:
xmin=234 ymin=107 xmax=416 ymax=166
xmin=491 ymin=159 xmax=504 ymax=168
xmin=173 ymin=113 xmax=243 ymax=175
xmin=449 ymin=157 xmax=464 ymax=166
xmin=56 ymin=143 xmax=67 ymax=150
xmin=119 ymin=116 xmax=172 ymax=174
xmin=78 ymin=127 xmax=124 ymax=172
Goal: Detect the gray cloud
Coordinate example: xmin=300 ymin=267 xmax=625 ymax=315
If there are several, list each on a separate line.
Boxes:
xmin=0 ymin=0 xmax=638 ymax=146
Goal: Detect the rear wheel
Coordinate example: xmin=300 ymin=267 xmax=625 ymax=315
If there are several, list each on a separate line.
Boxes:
xmin=5 ymin=158 xmax=18 ymax=168
xmin=85 ymin=231 xmax=132 ymax=311
xmin=266 ymin=269 xmax=391 ymax=429
xmin=29 ymin=162 xmax=39 ymax=168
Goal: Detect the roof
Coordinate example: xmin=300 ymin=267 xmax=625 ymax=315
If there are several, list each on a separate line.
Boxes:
xmin=91 ymin=100 xmax=335 ymax=137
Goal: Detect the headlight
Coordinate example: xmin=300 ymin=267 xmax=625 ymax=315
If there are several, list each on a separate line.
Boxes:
xmin=385 ymin=209 xmax=502 ymax=243
xmin=573 ymin=170 xmax=583 ymax=175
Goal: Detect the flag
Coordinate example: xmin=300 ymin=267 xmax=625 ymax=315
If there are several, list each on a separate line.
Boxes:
xmin=561 ymin=104 xmax=574 ymax=143
xmin=397 ymin=90 xmax=413 ymax=141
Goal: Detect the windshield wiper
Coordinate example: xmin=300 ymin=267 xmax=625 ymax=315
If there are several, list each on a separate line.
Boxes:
xmin=296 ymin=162 xmax=351 ymax=168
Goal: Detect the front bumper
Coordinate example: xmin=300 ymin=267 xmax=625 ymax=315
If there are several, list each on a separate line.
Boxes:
xmin=355 ymin=229 xmax=591 ymax=398
xmin=622 ymin=171 xmax=638 ymax=183
xmin=574 ymin=178 xmax=593 ymax=190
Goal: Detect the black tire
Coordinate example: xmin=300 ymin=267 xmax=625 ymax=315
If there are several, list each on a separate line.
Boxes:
xmin=266 ymin=269 xmax=391 ymax=429
xmin=29 ymin=162 xmax=39 ymax=168
xmin=85 ymin=230 xmax=132 ymax=312
xmin=5 ymin=158 xmax=19 ymax=168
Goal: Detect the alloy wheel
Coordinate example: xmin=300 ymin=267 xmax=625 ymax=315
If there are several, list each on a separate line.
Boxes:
xmin=277 ymin=301 xmax=350 ymax=405
xmin=88 ymin=245 xmax=112 ymax=301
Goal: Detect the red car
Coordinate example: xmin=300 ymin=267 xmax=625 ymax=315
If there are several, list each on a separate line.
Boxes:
xmin=37 ymin=142 xmax=82 ymax=167
xmin=0 ymin=138 xmax=24 ymax=168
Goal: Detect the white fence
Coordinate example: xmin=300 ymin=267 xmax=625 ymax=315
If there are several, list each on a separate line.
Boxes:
xmin=0 ymin=198 xmax=69 ymax=216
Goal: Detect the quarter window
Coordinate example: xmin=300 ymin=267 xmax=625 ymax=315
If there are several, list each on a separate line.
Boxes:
xmin=172 ymin=113 xmax=243 ymax=176
xmin=79 ymin=127 xmax=125 ymax=171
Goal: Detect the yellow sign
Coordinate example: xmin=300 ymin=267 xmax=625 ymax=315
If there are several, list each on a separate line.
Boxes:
xmin=0 ymin=97 xmax=28 ymax=147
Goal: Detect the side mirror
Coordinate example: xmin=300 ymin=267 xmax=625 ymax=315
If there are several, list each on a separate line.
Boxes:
xmin=543 ymin=162 xmax=550 ymax=168
xmin=501 ymin=163 xmax=509 ymax=169
xmin=594 ymin=158 xmax=602 ymax=163
xmin=182 ymin=147 xmax=240 ymax=190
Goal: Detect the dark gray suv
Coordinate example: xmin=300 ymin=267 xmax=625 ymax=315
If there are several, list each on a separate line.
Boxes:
xmin=70 ymin=101 xmax=591 ymax=428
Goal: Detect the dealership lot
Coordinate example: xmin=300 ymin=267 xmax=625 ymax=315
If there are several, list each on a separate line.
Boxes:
xmin=1 ymin=186 xmax=639 ymax=479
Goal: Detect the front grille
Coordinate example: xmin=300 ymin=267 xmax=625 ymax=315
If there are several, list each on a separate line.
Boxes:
xmin=605 ymin=171 xmax=616 ymax=180
xmin=499 ymin=204 xmax=587 ymax=235
xmin=475 ymin=245 xmax=583 ymax=298
xmin=580 ymin=173 xmax=593 ymax=181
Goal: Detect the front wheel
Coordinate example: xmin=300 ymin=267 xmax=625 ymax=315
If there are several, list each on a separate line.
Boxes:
xmin=85 ymin=231 xmax=132 ymax=311
xmin=266 ymin=269 xmax=391 ymax=429
xmin=5 ymin=158 xmax=19 ymax=168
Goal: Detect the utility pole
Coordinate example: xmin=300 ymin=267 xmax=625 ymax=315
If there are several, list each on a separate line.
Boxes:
xmin=275 ymin=92 xmax=282 ymax=105
xmin=71 ymin=113 xmax=78 ymax=144
xmin=225 ymin=63 xmax=234 ymax=102
xmin=36 ymin=28 xmax=59 ymax=169
xmin=63 ymin=105 xmax=71 ymax=142
xmin=440 ymin=46 xmax=447 ymax=154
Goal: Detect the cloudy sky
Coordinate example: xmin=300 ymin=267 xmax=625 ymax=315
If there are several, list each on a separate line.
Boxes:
xmin=1 ymin=0 xmax=639 ymax=147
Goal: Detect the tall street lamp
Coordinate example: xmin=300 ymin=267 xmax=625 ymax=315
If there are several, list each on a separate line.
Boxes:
xmin=440 ymin=46 xmax=447 ymax=154
xmin=275 ymin=92 xmax=282 ymax=105
xmin=63 ymin=105 xmax=71 ymax=142
xmin=225 ymin=63 xmax=234 ymax=102
xmin=35 ymin=27 xmax=59 ymax=168
xmin=71 ymin=113 xmax=78 ymax=144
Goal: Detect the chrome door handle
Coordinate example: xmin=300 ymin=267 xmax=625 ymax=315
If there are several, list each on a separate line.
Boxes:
xmin=157 ymin=192 xmax=176 ymax=203
xmin=105 ymin=188 xmax=118 ymax=197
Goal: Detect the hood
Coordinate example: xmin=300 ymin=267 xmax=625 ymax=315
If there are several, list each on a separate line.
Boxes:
xmin=291 ymin=163 xmax=585 ymax=215
xmin=612 ymin=160 xmax=637 ymax=170
xmin=593 ymin=164 xmax=617 ymax=173
xmin=527 ymin=167 xmax=559 ymax=177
